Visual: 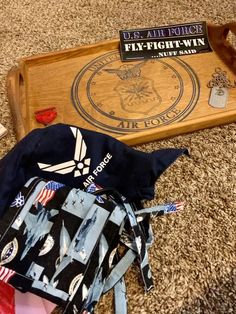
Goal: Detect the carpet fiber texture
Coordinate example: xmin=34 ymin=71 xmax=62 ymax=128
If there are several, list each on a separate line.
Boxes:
xmin=0 ymin=1 xmax=236 ymax=313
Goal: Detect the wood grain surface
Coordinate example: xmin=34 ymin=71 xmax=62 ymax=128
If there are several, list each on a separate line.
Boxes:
xmin=7 ymin=22 xmax=236 ymax=145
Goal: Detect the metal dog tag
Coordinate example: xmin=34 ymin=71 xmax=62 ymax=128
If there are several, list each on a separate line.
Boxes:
xmin=208 ymin=68 xmax=236 ymax=109
xmin=209 ymin=86 xmax=228 ymax=108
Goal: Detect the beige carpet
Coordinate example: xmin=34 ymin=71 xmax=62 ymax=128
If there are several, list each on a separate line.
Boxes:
xmin=0 ymin=1 xmax=236 ymax=313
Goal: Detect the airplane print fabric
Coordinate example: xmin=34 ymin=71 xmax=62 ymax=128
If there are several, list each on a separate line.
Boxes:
xmin=0 ymin=177 xmax=184 ymax=314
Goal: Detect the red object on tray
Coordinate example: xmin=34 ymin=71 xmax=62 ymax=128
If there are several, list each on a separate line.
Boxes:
xmin=34 ymin=107 xmax=57 ymax=125
xmin=0 ymin=281 xmax=15 ymax=314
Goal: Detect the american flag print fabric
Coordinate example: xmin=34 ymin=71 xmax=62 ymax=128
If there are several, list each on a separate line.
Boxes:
xmin=166 ymin=202 xmax=184 ymax=213
xmin=135 ymin=201 xmax=184 ymax=218
xmin=0 ymin=177 xmax=186 ymax=314
xmin=0 ymin=266 xmax=15 ymax=283
xmin=35 ymin=181 xmax=64 ymax=206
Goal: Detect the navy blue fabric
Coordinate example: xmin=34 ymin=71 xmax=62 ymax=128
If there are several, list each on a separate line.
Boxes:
xmin=0 ymin=124 xmax=188 ymax=217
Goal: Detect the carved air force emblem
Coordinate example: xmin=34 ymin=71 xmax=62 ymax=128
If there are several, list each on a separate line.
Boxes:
xmin=104 ymin=63 xmax=162 ymax=115
xmin=71 ymin=51 xmax=200 ymax=134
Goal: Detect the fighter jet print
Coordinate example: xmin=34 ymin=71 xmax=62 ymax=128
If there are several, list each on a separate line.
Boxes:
xmin=20 ymin=203 xmax=59 ymax=260
xmin=73 ymin=208 xmax=98 ymax=260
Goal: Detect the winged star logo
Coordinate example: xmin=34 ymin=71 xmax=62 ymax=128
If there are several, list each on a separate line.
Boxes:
xmin=37 ymin=127 xmax=91 ymax=177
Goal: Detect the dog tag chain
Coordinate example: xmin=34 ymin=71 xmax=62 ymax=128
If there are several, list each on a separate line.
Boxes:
xmin=208 ymin=67 xmax=236 ymax=108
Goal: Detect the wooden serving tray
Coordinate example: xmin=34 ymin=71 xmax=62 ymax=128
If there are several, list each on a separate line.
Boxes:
xmin=7 ymin=22 xmax=236 ymax=145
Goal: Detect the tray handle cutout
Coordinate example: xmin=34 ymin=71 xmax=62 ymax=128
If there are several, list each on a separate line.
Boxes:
xmin=208 ymin=22 xmax=236 ymax=73
xmin=7 ymin=67 xmax=27 ymax=140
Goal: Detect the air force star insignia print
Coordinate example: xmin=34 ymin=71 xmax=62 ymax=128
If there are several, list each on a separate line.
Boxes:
xmin=0 ymin=123 xmax=187 ymax=218
xmin=37 ymin=127 xmax=91 ymax=177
